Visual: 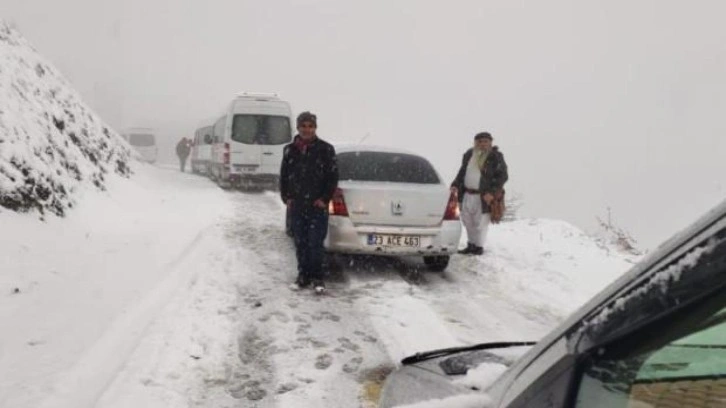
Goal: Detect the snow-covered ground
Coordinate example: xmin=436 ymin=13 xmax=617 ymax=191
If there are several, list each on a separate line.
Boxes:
xmin=0 ymin=162 xmax=635 ymax=408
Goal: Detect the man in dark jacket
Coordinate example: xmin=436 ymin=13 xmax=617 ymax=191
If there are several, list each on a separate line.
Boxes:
xmin=279 ymin=111 xmax=338 ymax=293
xmin=450 ymin=132 xmax=508 ymax=255
xmin=176 ymin=137 xmax=192 ymax=172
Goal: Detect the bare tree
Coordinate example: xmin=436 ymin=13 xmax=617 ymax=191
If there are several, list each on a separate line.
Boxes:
xmin=596 ymin=207 xmax=641 ymax=255
xmin=502 ymin=190 xmax=523 ymax=222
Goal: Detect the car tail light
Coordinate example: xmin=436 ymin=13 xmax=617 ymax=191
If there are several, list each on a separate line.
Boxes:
xmin=443 ymin=192 xmax=460 ymax=220
xmin=329 ymin=188 xmax=349 ymax=216
xmin=223 ymin=143 xmax=230 ymax=165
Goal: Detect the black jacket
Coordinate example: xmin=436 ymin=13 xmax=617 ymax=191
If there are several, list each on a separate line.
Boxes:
xmin=451 ymin=146 xmax=508 ymax=213
xmin=176 ymin=140 xmax=191 ymax=158
xmin=280 ymin=136 xmax=338 ymax=208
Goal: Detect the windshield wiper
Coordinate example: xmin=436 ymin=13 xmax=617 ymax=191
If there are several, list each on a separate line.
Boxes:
xmin=401 ymin=341 xmax=536 ymax=365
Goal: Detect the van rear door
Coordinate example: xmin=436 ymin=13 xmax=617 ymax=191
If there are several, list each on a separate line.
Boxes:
xmin=229 ymin=114 xmax=291 ymax=173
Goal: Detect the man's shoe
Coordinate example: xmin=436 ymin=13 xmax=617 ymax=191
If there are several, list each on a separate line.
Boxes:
xmin=458 ymin=243 xmax=475 ymax=255
xmin=313 ymin=281 xmax=326 ymax=295
xmin=470 ymin=246 xmax=484 ymax=255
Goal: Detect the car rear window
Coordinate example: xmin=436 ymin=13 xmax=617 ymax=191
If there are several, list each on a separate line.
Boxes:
xmin=338 ymin=151 xmax=440 ymax=184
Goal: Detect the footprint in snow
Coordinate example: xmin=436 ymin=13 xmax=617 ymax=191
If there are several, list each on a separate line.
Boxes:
xmin=301 ymin=337 xmax=328 ymax=348
xmin=296 ymin=323 xmax=312 ymax=335
xmin=338 ymin=337 xmax=361 ymax=352
xmin=315 ymin=354 xmax=333 ymax=370
xmin=229 ymin=379 xmax=267 ymax=401
xmin=276 ymin=382 xmax=298 ymax=394
xmin=312 ymin=311 xmax=341 ymax=322
xmin=355 ymin=331 xmax=379 ymax=343
xmin=343 ymin=356 xmax=364 ymax=374
xmin=258 ymin=311 xmax=289 ymax=323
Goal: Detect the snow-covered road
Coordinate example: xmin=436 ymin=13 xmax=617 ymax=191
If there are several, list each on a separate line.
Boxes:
xmin=0 ymin=164 xmax=633 ymax=407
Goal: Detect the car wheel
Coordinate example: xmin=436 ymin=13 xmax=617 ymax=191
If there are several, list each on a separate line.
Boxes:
xmin=423 ymin=255 xmax=449 ymax=272
xmin=217 ymin=178 xmax=232 ymax=190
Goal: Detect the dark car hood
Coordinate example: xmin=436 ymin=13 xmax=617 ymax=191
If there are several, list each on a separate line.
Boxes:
xmin=379 ymin=346 xmax=531 ymax=408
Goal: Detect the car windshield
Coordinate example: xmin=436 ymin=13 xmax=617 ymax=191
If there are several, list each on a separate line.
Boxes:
xmin=127 ymin=133 xmax=155 ymax=147
xmin=231 ymin=114 xmax=291 ymax=145
xmin=338 ymin=151 xmax=440 ymax=184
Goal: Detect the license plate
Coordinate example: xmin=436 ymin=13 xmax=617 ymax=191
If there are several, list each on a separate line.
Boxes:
xmin=234 ymin=165 xmax=257 ymax=173
xmin=367 ymin=234 xmax=420 ymax=247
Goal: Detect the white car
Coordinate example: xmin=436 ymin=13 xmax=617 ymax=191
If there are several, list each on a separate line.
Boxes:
xmin=324 ymin=145 xmax=462 ymax=271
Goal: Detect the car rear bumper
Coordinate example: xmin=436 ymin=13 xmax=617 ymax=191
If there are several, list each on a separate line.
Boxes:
xmin=324 ymin=217 xmax=462 ymax=256
xmin=229 ymin=173 xmax=279 ymax=183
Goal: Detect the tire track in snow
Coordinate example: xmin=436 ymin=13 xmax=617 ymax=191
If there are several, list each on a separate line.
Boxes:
xmin=36 ymin=226 xmax=218 ymax=408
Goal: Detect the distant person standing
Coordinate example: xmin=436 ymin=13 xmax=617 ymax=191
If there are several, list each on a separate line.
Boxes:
xmin=450 ymin=132 xmax=508 ymax=255
xmin=279 ymin=111 xmax=338 ymax=294
xmin=176 ymin=137 xmax=192 ymax=172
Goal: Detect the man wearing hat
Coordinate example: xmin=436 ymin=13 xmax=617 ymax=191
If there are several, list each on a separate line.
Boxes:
xmin=280 ymin=111 xmax=338 ymax=293
xmin=450 ymin=132 xmax=508 ymax=255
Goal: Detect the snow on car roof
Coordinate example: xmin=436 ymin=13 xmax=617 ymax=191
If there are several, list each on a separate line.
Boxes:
xmin=333 ymin=143 xmax=418 ymax=156
xmin=580 ymin=237 xmax=721 ymax=334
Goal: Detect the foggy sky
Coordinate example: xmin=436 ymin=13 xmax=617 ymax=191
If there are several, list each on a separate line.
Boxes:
xmin=3 ymin=0 xmax=725 ymax=249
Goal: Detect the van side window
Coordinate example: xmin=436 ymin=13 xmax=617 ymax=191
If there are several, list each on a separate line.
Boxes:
xmin=204 ymin=126 xmax=213 ymax=144
xmin=574 ymin=245 xmax=726 ymax=408
xmin=213 ymin=116 xmax=226 ymax=143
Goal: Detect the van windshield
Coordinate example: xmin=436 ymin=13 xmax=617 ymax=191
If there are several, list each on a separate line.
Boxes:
xmin=128 ymin=133 xmax=155 ymax=147
xmin=231 ymin=115 xmax=291 ymax=145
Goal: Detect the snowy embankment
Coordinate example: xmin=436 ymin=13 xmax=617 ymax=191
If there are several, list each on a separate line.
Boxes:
xmin=0 ymin=166 xmax=233 ymax=408
xmin=0 ymin=21 xmax=131 ymax=216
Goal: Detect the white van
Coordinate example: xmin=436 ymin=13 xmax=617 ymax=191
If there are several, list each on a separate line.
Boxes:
xmin=209 ymin=93 xmax=293 ymax=189
xmin=190 ymin=118 xmax=214 ymax=174
xmin=122 ymin=128 xmax=158 ymax=164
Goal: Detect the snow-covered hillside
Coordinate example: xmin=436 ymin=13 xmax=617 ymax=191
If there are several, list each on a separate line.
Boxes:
xmin=0 ymin=21 xmax=131 ymax=216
